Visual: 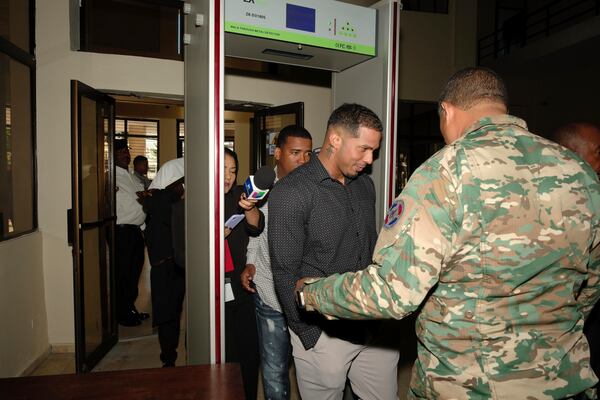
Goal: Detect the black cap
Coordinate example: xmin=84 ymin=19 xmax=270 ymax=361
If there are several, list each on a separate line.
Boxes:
xmin=114 ymin=139 xmax=128 ymax=151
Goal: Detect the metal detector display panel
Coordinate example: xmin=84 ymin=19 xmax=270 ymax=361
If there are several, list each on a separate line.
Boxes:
xmin=225 ymin=0 xmax=376 ymax=56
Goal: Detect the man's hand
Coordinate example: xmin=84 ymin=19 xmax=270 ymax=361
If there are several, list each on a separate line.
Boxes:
xmin=166 ymin=177 xmax=185 ymax=198
xmin=170 ymin=182 xmax=185 ymax=198
xmin=224 ymin=227 xmax=232 ymax=238
xmin=241 ymin=264 xmax=257 ymax=293
xmin=136 ymin=189 xmax=155 ymax=204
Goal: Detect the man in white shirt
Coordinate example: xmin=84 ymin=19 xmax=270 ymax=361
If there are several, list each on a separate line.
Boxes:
xmin=115 ymin=139 xmax=148 ymax=327
xmin=133 ymin=155 xmax=152 ymax=190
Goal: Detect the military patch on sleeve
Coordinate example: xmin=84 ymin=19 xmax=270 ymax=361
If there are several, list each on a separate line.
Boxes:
xmin=384 ymin=199 xmax=404 ymax=229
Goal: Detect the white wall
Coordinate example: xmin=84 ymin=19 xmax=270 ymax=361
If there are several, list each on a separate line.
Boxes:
xmin=0 ymin=232 xmax=48 ymax=377
xmin=225 ymin=75 xmax=332 ymax=147
xmin=36 ymin=0 xmax=184 ymax=346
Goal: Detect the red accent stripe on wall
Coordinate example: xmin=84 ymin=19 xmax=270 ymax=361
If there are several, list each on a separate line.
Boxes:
xmin=388 ymin=2 xmax=398 ymax=208
xmin=213 ymin=0 xmax=222 ymax=364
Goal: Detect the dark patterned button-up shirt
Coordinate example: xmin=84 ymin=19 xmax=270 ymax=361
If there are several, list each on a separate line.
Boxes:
xmin=268 ymin=155 xmax=378 ymax=350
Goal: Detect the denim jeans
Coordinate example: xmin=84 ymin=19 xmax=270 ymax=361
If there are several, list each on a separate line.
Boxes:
xmin=254 ymin=293 xmax=291 ymax=400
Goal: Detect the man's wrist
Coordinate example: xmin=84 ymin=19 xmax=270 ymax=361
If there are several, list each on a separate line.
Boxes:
xmin=295 ymin=280 xmax=317 ymax=311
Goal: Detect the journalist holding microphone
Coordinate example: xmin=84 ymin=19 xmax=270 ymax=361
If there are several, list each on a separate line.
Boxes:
xmin=223 ymin=147 xmax=273 ymax=400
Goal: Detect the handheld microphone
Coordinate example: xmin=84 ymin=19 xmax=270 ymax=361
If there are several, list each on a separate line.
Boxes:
xmin=243 ymin=166 xmax=276 ymax=200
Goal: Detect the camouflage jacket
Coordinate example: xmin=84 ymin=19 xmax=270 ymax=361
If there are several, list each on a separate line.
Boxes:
xmin=303 ymin=115 xmax=600 ymax=399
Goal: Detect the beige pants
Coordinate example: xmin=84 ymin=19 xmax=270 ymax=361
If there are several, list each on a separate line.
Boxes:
xmin=290 ymin=330 xmax=399 ymax=400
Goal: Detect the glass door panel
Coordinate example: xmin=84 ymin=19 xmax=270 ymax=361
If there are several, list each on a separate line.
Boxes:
xmin=81 ymin=97 xmax=100 ymax=224
xmin=252 ymin=102 xmax=304 ymax=172
xmin=83 ymin=228 xmax=103 ymax=356
xmin=71 ymin=80 xmax=117 ymax=372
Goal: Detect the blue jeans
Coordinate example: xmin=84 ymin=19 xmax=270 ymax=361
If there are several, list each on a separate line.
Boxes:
xmin=254 ymin=293 xmax=291 ymax=400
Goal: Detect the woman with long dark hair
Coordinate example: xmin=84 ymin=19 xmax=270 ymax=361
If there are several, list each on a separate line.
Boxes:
xmin=223 ymin=147 xmax=263 ymax=400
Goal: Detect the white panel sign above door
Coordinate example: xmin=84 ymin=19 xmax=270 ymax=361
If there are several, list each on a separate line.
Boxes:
xmin=225 ymin=0 xmax=377 ymax=71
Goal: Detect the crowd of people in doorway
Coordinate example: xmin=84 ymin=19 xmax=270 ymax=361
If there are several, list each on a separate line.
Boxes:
xmin=114 ymin=67 xmax=599 ymax=400
xmin=115 ymin=141 xmax=185 ymax=367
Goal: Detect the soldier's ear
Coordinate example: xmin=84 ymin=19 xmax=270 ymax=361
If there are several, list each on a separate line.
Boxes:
xmin=441 ymin=101 xmax=456 ymax=122
xmin=445 ymin=102 xmax=472 ymax=144
xmin=439 ymin=102 xmax=456 ymax=144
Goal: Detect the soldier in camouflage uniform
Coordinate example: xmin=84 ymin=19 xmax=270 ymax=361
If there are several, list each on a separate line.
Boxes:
xmin=297 ymin=67 xmax=600 ymax=399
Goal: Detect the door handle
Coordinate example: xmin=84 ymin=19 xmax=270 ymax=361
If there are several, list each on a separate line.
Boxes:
xmin=67 ymin=209 xmax=73 ymax=245
xmin=80 ymin=215 xmax=117 ymax=230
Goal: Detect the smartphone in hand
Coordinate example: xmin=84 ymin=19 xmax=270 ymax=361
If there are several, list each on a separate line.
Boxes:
xmin=225 ymin=214 xmax=245 ymax=230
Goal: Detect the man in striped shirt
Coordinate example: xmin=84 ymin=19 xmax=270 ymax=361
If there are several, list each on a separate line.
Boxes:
xmin=241 ymin=125 xmax=312 ymax=400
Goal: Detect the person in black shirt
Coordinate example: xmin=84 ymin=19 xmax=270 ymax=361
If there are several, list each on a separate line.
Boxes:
xmin=269 ymin=104 xmax=399 ymax=399
xmin=141 ymin=160 xmax=185 ymax=368
xmin=224 ymin=147 xmax=264 ymax=400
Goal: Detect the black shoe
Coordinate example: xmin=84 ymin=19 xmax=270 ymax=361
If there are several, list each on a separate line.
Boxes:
xmin=118 ymin=312 xmax=142 ymax=327
xmin=132 ymin=307 xmax=150 ymax=321
xmin=162 ymin=362 xmax=175 ymax=368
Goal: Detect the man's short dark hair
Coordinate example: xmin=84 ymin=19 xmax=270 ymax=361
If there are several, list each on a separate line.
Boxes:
xmin=327 ymin=103 xmax=383 ymax=137
xmin=438 ymin=67 xmax=508 ymax=113
xmin=133 ymin=155 xmax=148 ymax=166
xmin=276 ymin=125 xmax=312 ymax=149
xmin=114 ymin=139 xmax=128 ymax=152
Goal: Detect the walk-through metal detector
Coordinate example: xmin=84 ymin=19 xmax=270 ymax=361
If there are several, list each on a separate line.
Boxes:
xmin=184 ymin=0 xmax=400 ymax=364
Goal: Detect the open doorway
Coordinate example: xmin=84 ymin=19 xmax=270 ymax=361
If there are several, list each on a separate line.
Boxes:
xmin=69 ymin=86 xmax=187 ymax=372
xmin=223 ymin=99 xmax=305 ymax=179
xmin=68 ymin=82 xmax=309 ymax=374
xmin=98 ymin=93 xmax=187 ymax=371
xmin=110 ymin=94 xmax=184 ymax=345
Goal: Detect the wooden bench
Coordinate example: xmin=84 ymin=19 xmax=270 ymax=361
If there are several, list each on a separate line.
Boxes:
xmin=0 ymin=364 xmax=244 ymax=399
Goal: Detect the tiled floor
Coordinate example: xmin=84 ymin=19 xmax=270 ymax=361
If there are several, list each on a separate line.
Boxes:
xmin=93 ymin=333 xmax=186 ymax=372
xmin=29 ymin=255 xmax=162 ymax=376
xmin=120 ymin=252 xmax=155 ymax=340
xmin=28 ymin=353 xmax=76 ymax=376
xmin=28 ymin=334 xmax=182 ymax=376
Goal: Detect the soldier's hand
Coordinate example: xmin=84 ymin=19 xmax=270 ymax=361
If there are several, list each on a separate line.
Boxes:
xmin=295 ymin=278 xmax=307 ymax=293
